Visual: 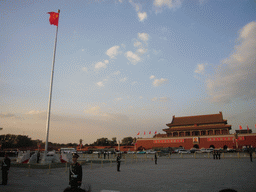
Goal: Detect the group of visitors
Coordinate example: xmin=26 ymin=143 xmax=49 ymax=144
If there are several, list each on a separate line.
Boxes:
xmin=1 ymin=147 xmax=254 ymax=191
xmin=213 ymin=150 xmax=221 ymax=159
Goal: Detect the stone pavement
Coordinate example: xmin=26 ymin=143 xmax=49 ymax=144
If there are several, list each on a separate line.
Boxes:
xmin=0 ymin=157 xmax=255 ymax=192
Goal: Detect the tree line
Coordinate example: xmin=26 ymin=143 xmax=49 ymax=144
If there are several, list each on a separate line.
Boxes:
xmin=0 ymin=134 xmax=136 ymax=150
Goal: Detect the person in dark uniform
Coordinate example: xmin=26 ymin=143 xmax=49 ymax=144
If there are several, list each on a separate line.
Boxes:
xmin=248 ymin=146 xmax=253 ymax=162
xmin=154 ymin=153 xmax=157 ymax=164
xmin=213 ymin=150 xmax=216 ymax=159
xmin=116 ymin=154 xmax=121 ymax=172
xmin=37 ymin=151 xmax=40 ymax=163
xmin=69 ymin=153 xmax=82 ymax=189
xmin=1 ymin=154 xmax=11 ymax=185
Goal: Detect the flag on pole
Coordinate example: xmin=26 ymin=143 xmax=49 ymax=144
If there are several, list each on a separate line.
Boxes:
xmin=154 ymin=131 xmax=157 ymax=134
xmin=144 ymin=131 xmax=146 ymax=135
xmin=239 ymin=125 xmax=242 ymax=130
xmin=137 ymin=132 xmax=140 ymax=135
xmin=247 ymin=125 xmax=249 ymax=130
xmin=43 ymin=9 xmax=60 ymax=163
xmin=48 ymin=12 xmax=59 ymax=26
xmin=149 ymin=131 xmax=151 ymax=134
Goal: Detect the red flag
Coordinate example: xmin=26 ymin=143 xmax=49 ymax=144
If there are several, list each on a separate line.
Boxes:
xmin=137 ymin=132 xmax=140 ymax=135
xmin=48 ymin=12 xmax=59 ymax=26
xmin=154 ymin=131 xmax=157 ymax=134
xmin=144 ymin=131 xmax=146 ymax=135
xmin=247 ymin=125 xmax=249 ymax=130
xmin=239 ymin=125 xmax=242 ymax=130
xmin=149 ymin=131 xmax=151 ymax=134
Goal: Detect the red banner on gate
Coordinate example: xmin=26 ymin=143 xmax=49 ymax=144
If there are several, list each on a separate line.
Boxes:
xmin=207 ymin=136 xmax=245 ymax=142
xmin=153 ymin=139 xmax=184 ymax=144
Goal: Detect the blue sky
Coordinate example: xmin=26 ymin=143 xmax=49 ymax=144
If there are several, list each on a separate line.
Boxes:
xmin=1 ymin=0 xmax=256 ymax=144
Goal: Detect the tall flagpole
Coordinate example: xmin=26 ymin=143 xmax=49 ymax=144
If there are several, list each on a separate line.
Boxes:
xmin=42 ymin=9 xmax=60 ymax=164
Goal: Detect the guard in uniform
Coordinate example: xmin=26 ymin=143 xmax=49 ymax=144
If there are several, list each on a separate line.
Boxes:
xmin=154 ymin=153 xmax=157 ymax=165
xmin=116 ymin=154 xmax=121 ymax=172
xmin=69 ymin=153 xmax=82 ymax=189
xmin=1 ymin=154 xmax=11 ymax=185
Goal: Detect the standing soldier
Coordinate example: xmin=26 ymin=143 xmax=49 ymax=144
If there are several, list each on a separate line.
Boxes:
xmin=249 ymin=146 xmax=253 ymax=162
xmin=116 ymin=153 xmax=121 ymax=172
xmin=37 ymin=151 xmax=40 ymax=163
xmin=69 ymin=153 xmax=82 ymax=189
xmin=154 ymin=153 xmax=157 ymax=165
xmin=1 ymin=153 xmax=11 ymax=185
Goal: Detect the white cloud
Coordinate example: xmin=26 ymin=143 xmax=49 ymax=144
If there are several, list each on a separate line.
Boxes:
xmin=137 ymin=48 xmax=147 ymax=55
xmin=153 ymin=78 xmax=168 ymax=86
xmin=26 ymin=110 xmax=43 ymax=115
xmin=138 ymin=33 xmax=149 ymax=42
xmin=95 ymin=60 xmax=109 ymax=70
xmin=139 ymin=96 xmax=143 ymax=99
xmin=138 ymin=12 xmax=147 ymax=22
xmin=150 ymin=75 xmax=155 ymax=79
xmin=84 ymin=106 xmax=101 ymax=115
xmin=115 ymin=97 xmax=123 ymax=101
xmin=206 ymin=21 xmax=256 ymax=103
xmin=158 ymin=97 xmax=169 ymax=102
xmin=195 ymin=63 xmax=206 ymax=74
xmin=97 ymin=81 xmax=104 ymax=87
xmin=125 ymin=51 xmax=141 ymax=65
xmin=153 ymin=0 xmax=182 ymax=9
xmin=151 ymin=97 xmax=169 ymax=102
xmin=120 ymin=77 xmax=127 ymax=82
xmin=82 ymin=67 xmax=88 ymax=72
xmin=114 ymin=71 xmax=120 ymax=75
xmin=95 ymin=62 xmax=106 ymax=69
xmin=106 ymin=45 xmax=120 ymax=59
xmin=134 ymin=41 xmax=142 ymax=47
xmin=132 ymin=81 xmax=137 ymax=85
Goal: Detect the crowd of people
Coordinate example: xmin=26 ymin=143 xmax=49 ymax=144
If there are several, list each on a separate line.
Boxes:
xmin=1 ymin=147 xmax=254 ymax=191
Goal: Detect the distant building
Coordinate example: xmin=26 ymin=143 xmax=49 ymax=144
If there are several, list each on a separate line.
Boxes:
xmin=136 ymin=112 xmax=256 ymax=150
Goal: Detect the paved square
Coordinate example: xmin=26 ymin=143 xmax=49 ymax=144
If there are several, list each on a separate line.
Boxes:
xmin=0 ymin=156 xmax=255 ymax=192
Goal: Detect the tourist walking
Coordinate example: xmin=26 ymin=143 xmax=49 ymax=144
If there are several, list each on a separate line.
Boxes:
xmin=116 ymin=154 xmax=121 ymax=172
xmin=213 ymin=150 xmax=216 ymax=159
xmin=1 ymin=154 xmax=11 ymax=185
xmin=155 ymin=153 xmax=157 ymax=164
xmin=217 ymin=150 xmax=221 ymax=160
xmin=69 ymin=153 xmax=82 ymax=189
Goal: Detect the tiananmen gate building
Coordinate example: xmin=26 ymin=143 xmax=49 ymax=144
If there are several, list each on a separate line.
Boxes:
xmin=136 ymin=112 xmax=256 ymax=150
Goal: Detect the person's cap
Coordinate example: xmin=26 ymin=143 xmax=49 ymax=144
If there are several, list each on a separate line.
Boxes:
xmin=72 ymin=153 xmax=79 ymax=158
